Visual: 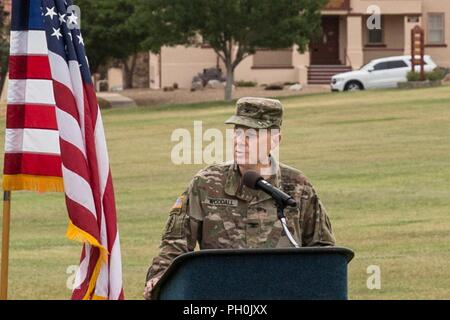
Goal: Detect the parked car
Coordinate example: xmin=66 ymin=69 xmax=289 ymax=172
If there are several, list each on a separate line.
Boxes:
xmin=330 ymin=55 xmax=437 ymax=92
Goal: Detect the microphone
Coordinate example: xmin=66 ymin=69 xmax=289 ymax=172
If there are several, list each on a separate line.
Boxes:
xmin=242 ymin=171 xmax=297 ymax=208
xmin=242 ymin=170 xmax=300 ymax=248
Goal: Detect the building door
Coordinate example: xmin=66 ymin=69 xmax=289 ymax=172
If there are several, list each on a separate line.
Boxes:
xmin=310 ymin=16 xmax=340 ymax=65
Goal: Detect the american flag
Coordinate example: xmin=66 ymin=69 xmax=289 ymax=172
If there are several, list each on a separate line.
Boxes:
xmin=4 ymin=0 xmax=123 ymax=299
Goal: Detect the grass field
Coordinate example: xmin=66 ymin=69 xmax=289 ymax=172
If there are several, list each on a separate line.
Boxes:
xmin=1 ymin=86 xmax=450 ymax=300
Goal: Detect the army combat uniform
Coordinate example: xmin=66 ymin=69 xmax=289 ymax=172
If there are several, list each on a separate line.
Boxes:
xmin=146 ymin=97 xmax=336 ymax=285
xmin=146 ymin=159 xmax=335 ymax=282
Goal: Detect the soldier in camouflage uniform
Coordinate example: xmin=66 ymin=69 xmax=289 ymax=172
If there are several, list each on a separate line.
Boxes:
xmin=144 ymin=97 xmax=335 ymax=299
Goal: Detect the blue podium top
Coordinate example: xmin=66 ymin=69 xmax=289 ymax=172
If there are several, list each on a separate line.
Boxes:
xmin=153 ymin=247 xmax=354 ymax=300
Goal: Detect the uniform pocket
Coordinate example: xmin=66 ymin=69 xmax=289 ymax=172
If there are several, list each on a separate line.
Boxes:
xmin=202 ymin=213 xmax=231 ymax=248
xmin=246 ymin=202 xmax=281 ymax=248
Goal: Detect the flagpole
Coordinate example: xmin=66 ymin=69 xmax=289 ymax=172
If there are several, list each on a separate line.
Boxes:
xmin=0 ymin=191 xmax=11 ymax=300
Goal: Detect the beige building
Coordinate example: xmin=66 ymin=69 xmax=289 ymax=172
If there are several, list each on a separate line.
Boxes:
xmin=107 ymin=0 xmax=450 ymax=89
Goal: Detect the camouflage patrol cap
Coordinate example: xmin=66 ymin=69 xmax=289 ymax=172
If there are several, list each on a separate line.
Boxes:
xmin=225 ymin=97 xmax=283 ymax=129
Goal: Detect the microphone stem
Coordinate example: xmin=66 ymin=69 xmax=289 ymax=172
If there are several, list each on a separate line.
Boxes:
xmin=280 ymin=217 xmax=300 ymax=248
xmin=277 ymin=204 xmax=299 ymax=248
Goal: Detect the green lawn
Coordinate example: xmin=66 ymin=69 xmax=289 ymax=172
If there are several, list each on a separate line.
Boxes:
xmin=1 ymin=86 xmax=450 ymax=300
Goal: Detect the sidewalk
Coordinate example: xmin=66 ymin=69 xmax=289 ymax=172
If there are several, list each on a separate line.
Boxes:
xmin=121 ymin=85 xmax=330 ymax=107
xmin=96 ymin=92 xmax=137 ymax=108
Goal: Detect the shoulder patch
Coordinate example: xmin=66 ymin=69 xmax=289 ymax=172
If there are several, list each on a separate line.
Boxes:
xmin=172 ymin=196 xmax=184 ymax=210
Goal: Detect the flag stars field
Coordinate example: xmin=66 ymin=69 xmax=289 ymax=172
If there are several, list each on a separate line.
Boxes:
xmin=51 ymin=27 xmax=62 ymax=40
xmin=58 ymin=13 xmax=66 ymax=24
xmin=45 ymin=6 xmax=57 ymax=20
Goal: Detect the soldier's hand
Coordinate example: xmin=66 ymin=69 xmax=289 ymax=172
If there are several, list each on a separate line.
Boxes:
xmin=143 ymin=277 xmax=161 ymax=300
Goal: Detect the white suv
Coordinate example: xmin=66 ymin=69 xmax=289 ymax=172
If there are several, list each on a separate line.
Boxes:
xmin=330 ymin=55 xmax=437 ymax=92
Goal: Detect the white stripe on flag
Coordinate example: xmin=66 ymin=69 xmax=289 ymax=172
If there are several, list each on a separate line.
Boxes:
xmin=94 ymin=112 xmax=110 ymax=195
xmin=55 ymin=108 xmax=87 ymax=157
xmin=94 ymin=210 xmax=109 ymax=299
xmin=68 ymin=60 xmax=86 ymax=141
xmin=109 ymin=233 xmax=123 ymax=300
xmin=73 ymin=245 xmax=91 ymax=291
xmin=7 ymin=79 xmax=56 ymax=105
xmin=10 ymin=30 xmax=48 ymax=55
xmin=48 ymin=51 xmax=74 ymax=94
xmin=62 ymin=165 xmax=97 ymax=217
xmin=5 ymin=128 xmax=61 ymax=154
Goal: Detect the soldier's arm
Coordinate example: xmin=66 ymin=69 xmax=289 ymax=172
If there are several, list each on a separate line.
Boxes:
xmin=145 ymin=177 xmax=203 ymax=285
xmin=300 ymin=183 xmax=336 ymax=247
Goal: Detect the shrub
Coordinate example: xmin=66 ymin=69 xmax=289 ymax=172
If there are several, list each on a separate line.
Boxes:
xmin=426 ymin=68 xmax=446 ymax=82
xmin=97 ymin=97 xmax=112 ymax=109
xmin=265 ymin=83 xmax=284 ymax=90
xmin=235 ymin=80 xmax=257 ymax=87
xmin=407 ymin=71 xmax=421 ymax=82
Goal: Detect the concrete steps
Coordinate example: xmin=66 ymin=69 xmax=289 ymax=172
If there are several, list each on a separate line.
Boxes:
xmin=308 ymin=65 xmax=352 ymax=85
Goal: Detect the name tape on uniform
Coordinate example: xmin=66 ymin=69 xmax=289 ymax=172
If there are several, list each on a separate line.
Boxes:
xmin=206 ymin=198 xmax=238 ymax=207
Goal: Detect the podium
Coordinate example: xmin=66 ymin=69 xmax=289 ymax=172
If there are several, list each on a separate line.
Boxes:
xmin=152 ymin=247 xmax=354 ymax=300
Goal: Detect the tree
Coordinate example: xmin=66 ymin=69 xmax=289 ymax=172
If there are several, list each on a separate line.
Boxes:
xmin=77 ymin=0 xmax=151 ymax=89
xmin=145 ymin=0 xmax=327 ymax=101
xmin=0 ymin=2 xmax=9 ymax=91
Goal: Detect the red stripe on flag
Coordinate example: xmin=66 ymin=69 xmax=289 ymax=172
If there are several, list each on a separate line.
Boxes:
xmin=72 ymin=247 xmax=100 ymax=300
xmin=59 ymin=139 xmax=90 ymax=183
xmin=3 ymin=153 xmax=62 ymax=176
xmin=65 ymin=196 xmax=102 ymax=242
xmin=9 ymin=55 xmax=52 ymax=80
xmin=81 ymin=84 xmax=103 ymax=232
xmin=52 ymin=80 xmax=81 ymax=126
xmin=6 ymin=104 xmax=58 ymax=130
xmin=84 ymin=84 xmax=99 ymax=128
xmin=103 ymin=172 xmax=118 ymax=250
xmin=70 ymin=245 xmax=89 ymax=300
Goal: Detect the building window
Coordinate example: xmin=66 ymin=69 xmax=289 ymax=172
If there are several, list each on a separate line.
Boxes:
xmin=428 ymin=13 xmax=445 ymax=44
xmin=252 ymin=49 xmax=293 ymax=69
xmin=367 ymin=17 xmax=384 ymax=45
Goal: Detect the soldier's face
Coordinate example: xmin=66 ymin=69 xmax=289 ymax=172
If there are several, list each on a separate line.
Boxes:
xmin=233 ymin=126 xmax=281 ymax=166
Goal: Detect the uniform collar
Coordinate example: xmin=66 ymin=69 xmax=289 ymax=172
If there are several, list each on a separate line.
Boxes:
xmin=224 ymin=156 xmax=281 ymax=203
